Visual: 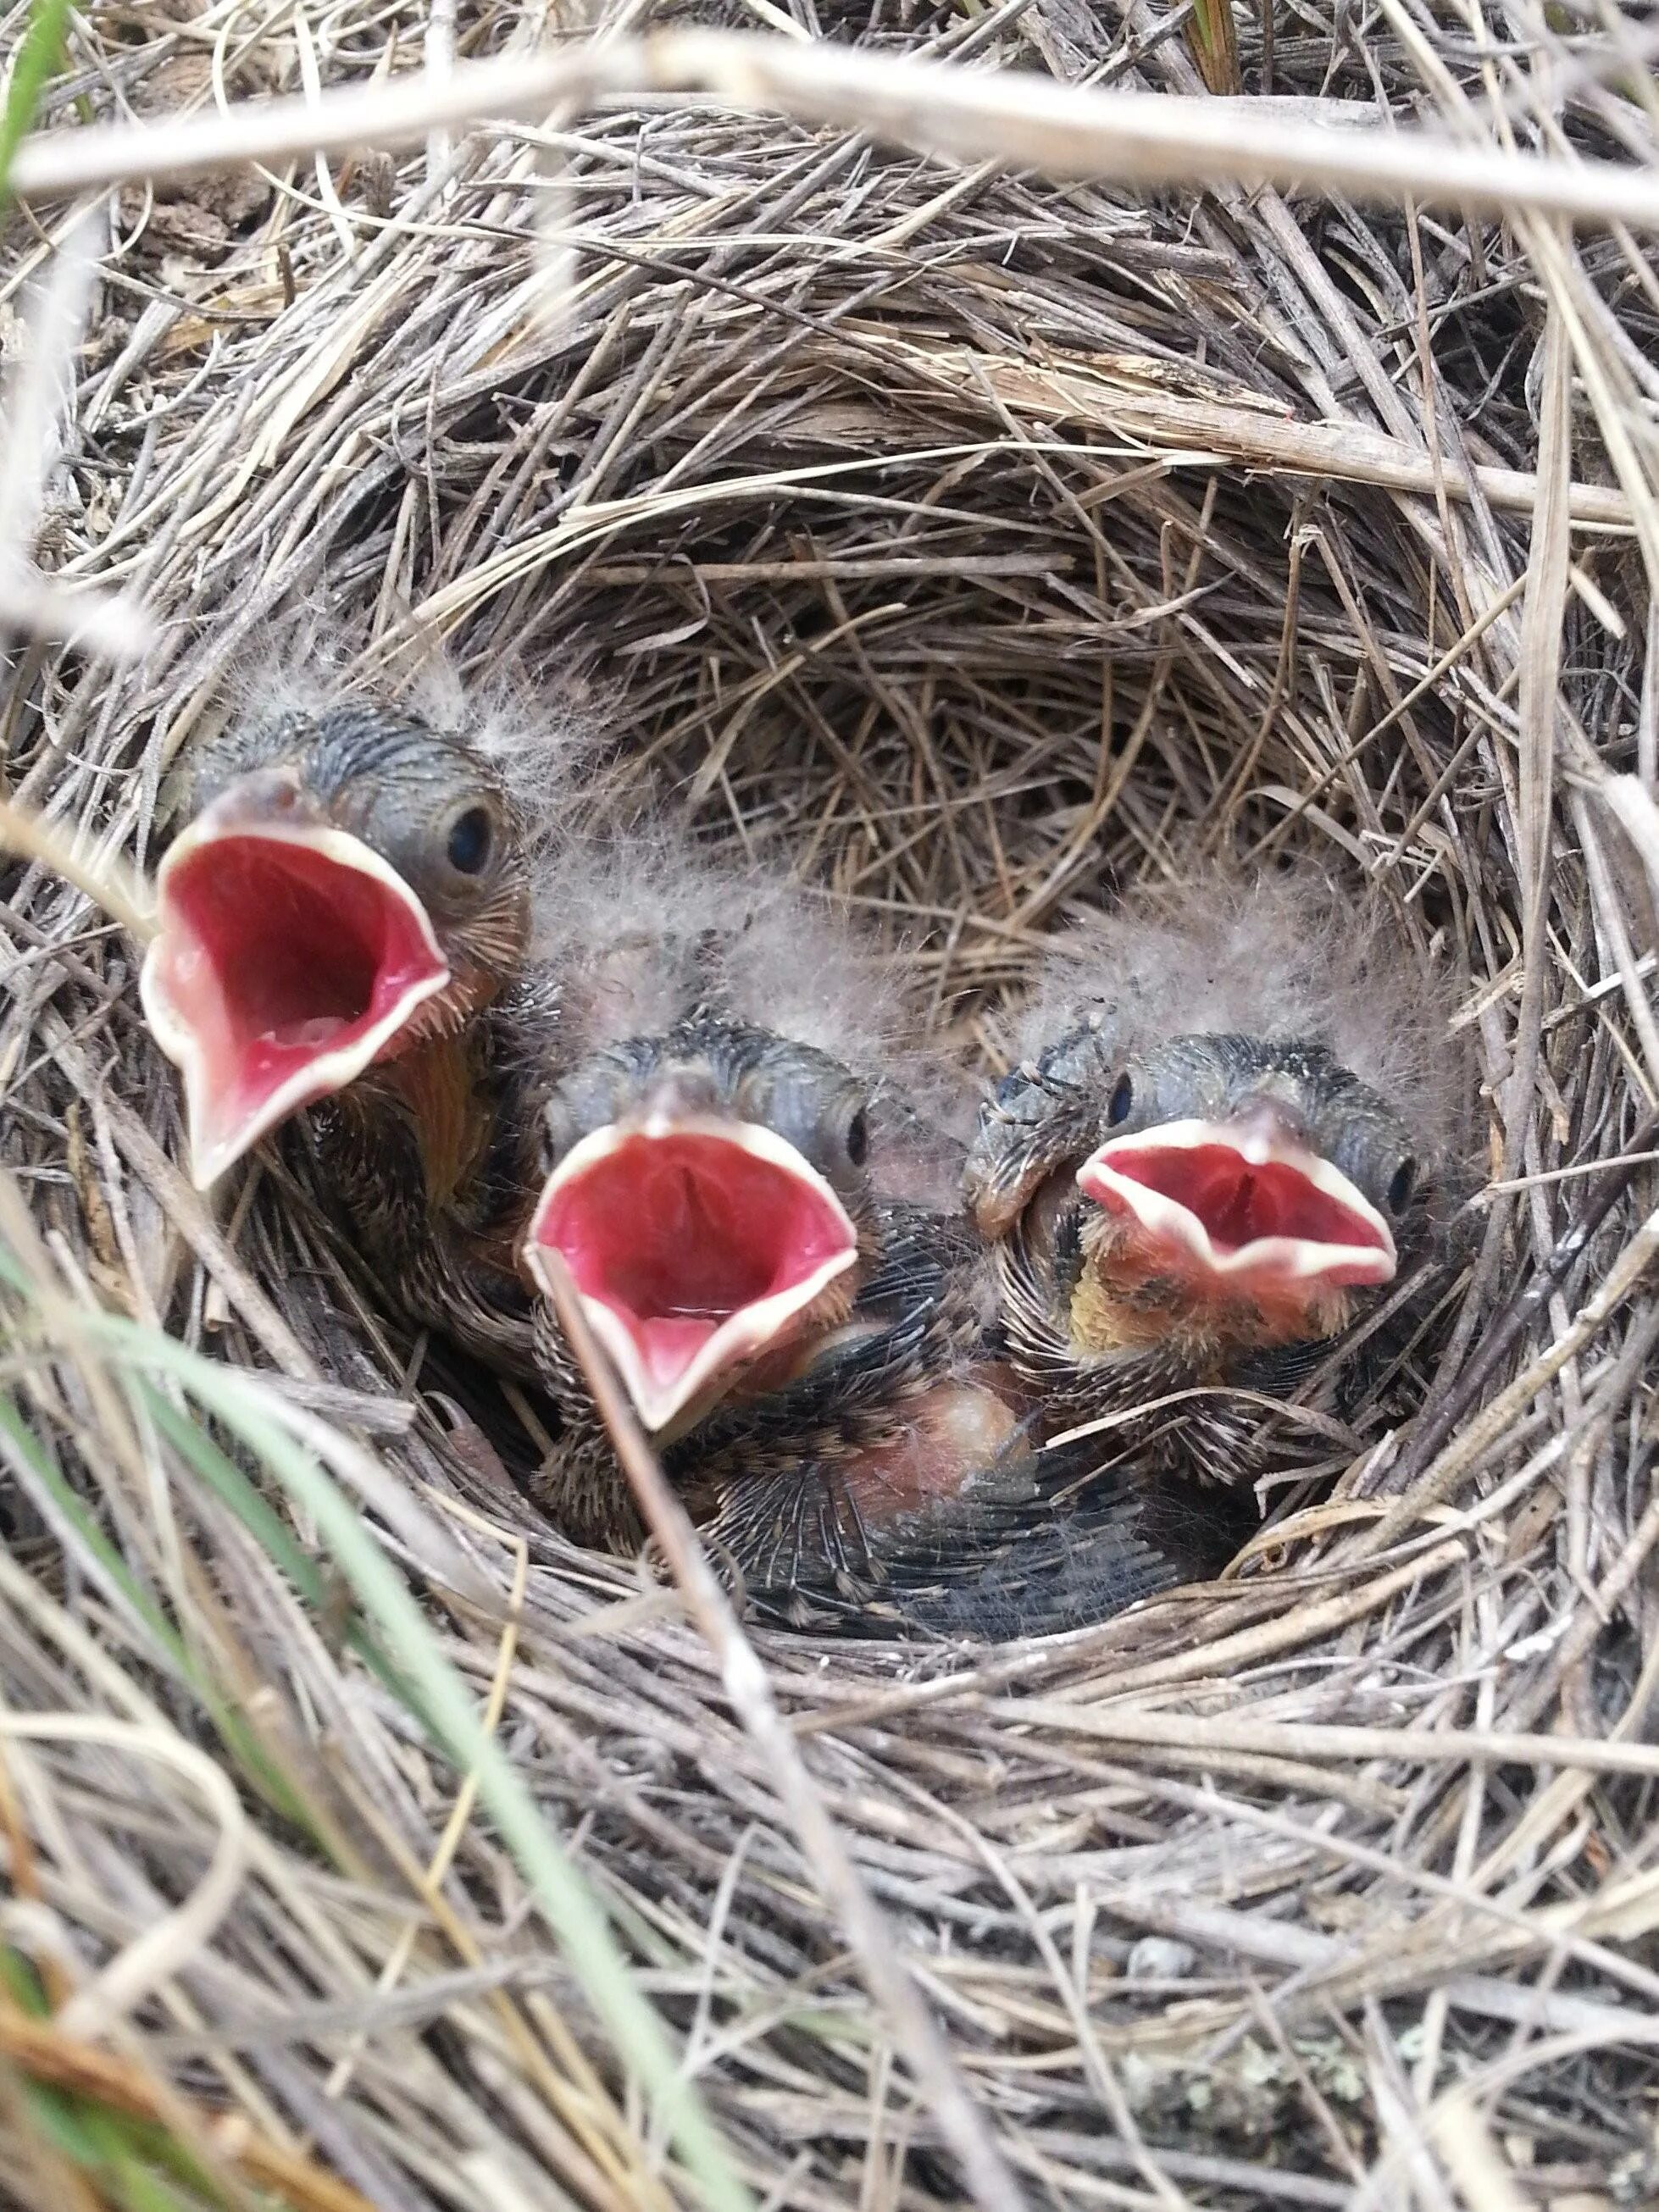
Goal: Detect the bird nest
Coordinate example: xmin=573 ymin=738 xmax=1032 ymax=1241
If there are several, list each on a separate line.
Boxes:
xmin=4 ymin=0 xmax=1659 ymax=2205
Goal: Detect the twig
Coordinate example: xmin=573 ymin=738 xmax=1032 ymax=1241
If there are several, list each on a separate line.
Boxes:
xmin=0 ymin=204 xmax=153 ymax=659
xmin=985 ymin=1699 xmax=1659 ymax=1782
xmin=0 ymin=1714 xmax=246 ymax=2040
xmin=424 ymin=0 xmax=457 ymax=180
xmin=1377 ymin=1112 xmax=1658 ymax=1503
xmin=0 ymin=795 xmax=154 ymax=939
xmin=1368 ymin=1199 xmax=1659 ymax=1551
xmin=537 ymin=1247 xmax=1028 ymax=2212
xmin=1429 ymin=2099 xmax=1529 ymax=2212
xmin=0 ymin=2009 xmax=376 ymax=2212
xmin=11 ymin=31 xmax=1659 ymax=233
xmin=0 ymin=562 xmax=155 ymax=658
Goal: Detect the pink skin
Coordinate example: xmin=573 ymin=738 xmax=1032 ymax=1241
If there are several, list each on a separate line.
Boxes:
xmin=524 ymin=1117 xmax=859 ymax=1434
xmin=141 ymin=813 xmax=449 ymax=1189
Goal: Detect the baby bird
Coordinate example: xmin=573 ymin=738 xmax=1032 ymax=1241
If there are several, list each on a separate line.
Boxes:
xmin=141 ymin=715 xmax=1189 ymax=1639
xmin=513 ymin=852 xmax=993 ymax=1555
xmin=145 ymin=737 xmax=1059 ymax=1630
xmin=511 ymin=845 xmax=1177 ymax=1631
xmin=141 ymin=701 xmax=541 ymax=1368
xmin=967 ymin=873 xmax=1460 ymax=1496
xmin=524 ymin=1013 xmax=886 ymax=1453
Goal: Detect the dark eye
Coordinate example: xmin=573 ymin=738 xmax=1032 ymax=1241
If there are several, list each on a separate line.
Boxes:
xmin=846 ymin=1109 xmax=868 ymax=1167
xmin=1107 ymin=1073 xmax=1134 ymax=1127
xmin=1386 ymin=1156 xmax=1417 ymax=1213
xmin=445 ymin=806 xmax=493 ymax=876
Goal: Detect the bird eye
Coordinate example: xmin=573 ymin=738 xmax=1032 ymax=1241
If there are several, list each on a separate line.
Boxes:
xmin=1386 ymin=1156 xmax=1417 ymax=1214
xmin=1107 ymin=1073 xmax=1134 ymax=1127
xmin=846 ymin=1109 xmax=869 ymax=1167
xmin=445 ymin=805 xmax=494 ymax=876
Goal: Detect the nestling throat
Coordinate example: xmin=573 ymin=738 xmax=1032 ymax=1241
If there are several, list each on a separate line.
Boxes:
xmin=141 ymin=804 xmax=452 ymax=1189
xmin=524 ymin=1115 xmax=861 ymax=1435
xmin=1070 ymin=1113 xmax=1395 ymax=1359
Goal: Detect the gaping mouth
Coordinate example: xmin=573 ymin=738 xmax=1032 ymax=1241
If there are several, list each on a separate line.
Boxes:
xmin=523 ymin=1115 xmax=859 ymax=1434
xmin=139 ymin=807 xmax=450 ymax=1189
xmin=1077 ymin=1117 xmax=1396 ymax=1295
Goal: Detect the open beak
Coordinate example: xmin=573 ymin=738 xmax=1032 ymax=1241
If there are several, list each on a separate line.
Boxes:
xmin=523 ymin=1114 xmax=859 ymax=1434
xmin=139 ymin=781 xmax=450 ymax=1189
xmin=1077 ymin=1114 xmax=1396 ymax=1298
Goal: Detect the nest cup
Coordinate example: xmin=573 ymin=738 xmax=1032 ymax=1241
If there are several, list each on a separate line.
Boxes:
xmin=4 ymin=0 xmax=1659 ymax=2202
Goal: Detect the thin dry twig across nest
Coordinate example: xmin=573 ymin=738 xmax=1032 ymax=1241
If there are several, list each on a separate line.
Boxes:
xmin=14 ymin=25 xmax=1659 ymax=231
xmin=2 ymin=0 xmax=1658 ymax=2207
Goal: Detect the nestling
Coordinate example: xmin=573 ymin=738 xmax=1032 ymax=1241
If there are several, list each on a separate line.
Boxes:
xmin=966 ymin=873 xmax=1461 ymax=1494
xmin=144 ymin=735 xmax=1068 ymax=1629
xmin=141 ymin=702 xmax=542 ymax=1367
xmin=524 ymin=1003 xmax=1175 ymax=1633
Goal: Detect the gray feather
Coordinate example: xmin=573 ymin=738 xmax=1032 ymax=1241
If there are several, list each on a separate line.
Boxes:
xmin=1015 ymin=869 xmax=1466 ymax=1161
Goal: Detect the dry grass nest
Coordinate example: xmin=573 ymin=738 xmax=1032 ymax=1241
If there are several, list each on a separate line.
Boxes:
xmin=3 ymin=0 xmax=1659 ymax=2204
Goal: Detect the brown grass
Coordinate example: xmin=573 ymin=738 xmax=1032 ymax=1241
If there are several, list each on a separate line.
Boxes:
xmin=3 ymin=0 xmax=1658 ymax=2206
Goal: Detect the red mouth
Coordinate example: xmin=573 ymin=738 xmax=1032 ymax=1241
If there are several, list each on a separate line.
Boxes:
xmin=141 ymin=816 xmax=448 ymax=1188
xmin=1077 ymin=1117 xmax=1395 ymax=1295
xmin=524 ymin=1118 xmax=859 ymax=1433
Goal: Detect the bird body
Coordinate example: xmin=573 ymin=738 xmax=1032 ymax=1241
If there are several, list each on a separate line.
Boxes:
xmin=311 ymin=1010 xmax=541 ymax=1372
xmin=517 ymin=944 xmax=989 ymax=1564
xmin=143 ymin=701 xmax=547 ymax=1371
xmin=148 ymin=709 xmax=1394 ymax=1639
xmin=147 ymin=708 xmax=1063 ymax=1630
xmin=511 ymin=849 xmax=1177 ymax=1631
xmin=968 ymin=873 xmax=1462 ymax=1501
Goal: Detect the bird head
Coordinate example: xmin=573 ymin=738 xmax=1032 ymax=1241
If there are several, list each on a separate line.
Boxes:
xmin=1068 ymin=1034 xmax=1418 ymax=1352
xmin=522 ymin=1018 xmax=878 ymax=1436
xmin=141 ymin=706 xmax=528 ymax=1189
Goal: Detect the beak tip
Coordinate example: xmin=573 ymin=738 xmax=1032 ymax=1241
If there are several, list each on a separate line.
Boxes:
xmin=184 ymin=1117 xmax=238 ymax=1190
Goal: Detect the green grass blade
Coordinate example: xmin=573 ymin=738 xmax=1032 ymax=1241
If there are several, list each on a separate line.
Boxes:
xmin=0 ymin=1392 xmax=318 ymax=1838
xmin=106 ymin=2157 xmax=206 ymax=2212
xmin=137 ymin=1382 xmax=333 ymax=1610
xmin=1185 ymin=0 xmax=1242 ymax=95
xmin=1 ymin=1945 xmax=51 ymax=2015
xmin=15 ymin=2074 xmax=206 ymax=2212
xmin=55 ymin=1311 xmax=754 ymax=2212
xmin=0 ymin=0 xmax=73 ymax=199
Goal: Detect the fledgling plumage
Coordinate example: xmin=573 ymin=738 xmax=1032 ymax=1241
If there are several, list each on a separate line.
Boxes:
xmin=508 ymin=844 xmax=1176 ymax=1633
xmin=967 ymin=872 xmax=1464 ymax=1494
xmin=142 ymin=701 xmax=559 ymax=1368
xmin=524 ymin=1007 xmax=1174 ymax=1635
xmin=512 ymin=844 xmax=1031 ymax=1599
xmin=145 ymin=725 xmax=1060 ymax=1631
xmin=139 ymin=696 xmax=1199 ymax=1639
xmin=508 ymin=829 xmax=974 ymax=1208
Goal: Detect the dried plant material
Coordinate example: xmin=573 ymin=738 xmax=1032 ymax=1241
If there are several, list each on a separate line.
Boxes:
xmin=2 ymin=1 xmax=1657 ymax=2209
xmin=1185 ymin=0 xmax=1241 ymax=97
xmin=0 ymin=208 xmax=153 ymax=658
xmin=8 ymin=32 xmax=1659 ymax=233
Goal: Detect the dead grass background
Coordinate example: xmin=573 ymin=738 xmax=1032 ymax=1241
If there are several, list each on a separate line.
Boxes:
xmin=2 ymin=0 xmax=1659 ymax=2206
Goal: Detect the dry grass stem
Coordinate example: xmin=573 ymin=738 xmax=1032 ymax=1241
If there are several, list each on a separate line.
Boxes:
xmin=6 ymin=31 xmax=1659 ymax=235
xmin=3 ymin=0 xmax=1656 ymax=2204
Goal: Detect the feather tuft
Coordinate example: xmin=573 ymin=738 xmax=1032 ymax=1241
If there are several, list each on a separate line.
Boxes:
xmin=169 ymin=617 xmax=608 ymax=844
xmin=519 ymin=829 xmax=974 ymax=1205
xmin=1018 ymin=870 xmax=1468 ymax=1163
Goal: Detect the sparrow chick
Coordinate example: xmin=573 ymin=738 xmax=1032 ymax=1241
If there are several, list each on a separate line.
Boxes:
xmin=142 ymin=702 xmax=541 ymax=1366
xmin=967 ymin=873 xmax=1460 ymax=1494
